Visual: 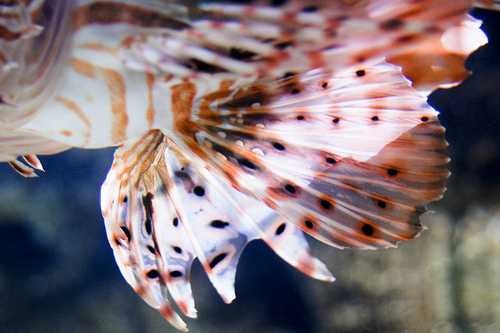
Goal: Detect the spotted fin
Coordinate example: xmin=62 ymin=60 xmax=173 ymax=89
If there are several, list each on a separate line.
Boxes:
xmin=169 ymin=61 xmax=449 ymax=250
xmin=125 ymin=0 xmax=479 ymax=89
xmin=101 ymin=131 xmax=333 ymax=327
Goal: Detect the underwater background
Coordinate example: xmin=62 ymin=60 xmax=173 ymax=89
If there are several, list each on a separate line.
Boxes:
xmin=0 ymin=7 xmax=499 ymax=333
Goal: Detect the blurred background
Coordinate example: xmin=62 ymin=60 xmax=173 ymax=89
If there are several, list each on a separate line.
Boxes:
xmin=1 ymin=7 xmax=500 ymax=333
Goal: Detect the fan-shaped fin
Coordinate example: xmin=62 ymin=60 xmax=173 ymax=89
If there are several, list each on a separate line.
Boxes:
xmin=101 ymin=130 xmax=331 ymax=329
xmin=101 ymin=131 xmax=188 ymax=331
xmin=167 ymin=61 xmax=448 ymax=250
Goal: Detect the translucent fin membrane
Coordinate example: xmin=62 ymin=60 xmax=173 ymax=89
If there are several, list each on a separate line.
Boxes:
xmin=101 ymin=131 xmax=333 ymax=328
xmin=174 ymin=62 xmax=448 ymax=250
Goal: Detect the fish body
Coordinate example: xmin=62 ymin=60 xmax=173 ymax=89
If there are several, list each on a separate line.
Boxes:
xmin=0 ymin=0 xmax=498 ymax=330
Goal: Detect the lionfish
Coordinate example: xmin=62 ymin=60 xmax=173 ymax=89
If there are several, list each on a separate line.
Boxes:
xmin=1 ymin=0 xmax=498 ymax=330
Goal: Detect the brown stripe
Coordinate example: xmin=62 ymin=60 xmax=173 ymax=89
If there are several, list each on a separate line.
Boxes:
xmin=146 ymin=73 xmax=155 ymax=129
xmin=171 ymin=81 xmax=212 ymax=160
xmin=78 ymin=42 xmax=117 ymax=55
xmin=172 ymin=81 xmax=197 ymax=135
xmin=0 ymin=25 xmax=22 ymax=41
xmin=100 ymin=68 xmax=128 ymax=143
xmin=199 ymin=79 xmax=234 ymax=119
xmin=73 ymin=2 xmax=189 ymax=30
xmin=56 ymin=96 xmax=92 ymax=145
xmin=71 ymin=58 xmax=97 ymax=78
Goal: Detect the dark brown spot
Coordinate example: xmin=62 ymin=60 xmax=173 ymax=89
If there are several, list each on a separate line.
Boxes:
xmin=193 ymin=185 xmax=205 ymax=197
xmin=381 ymin=18 xmax=404 ymax=31
xmin=122 ymin=196 xmax=128 ymax=203
xmin=319 ymin=199 xmax=333 ymax=210
xmin=290 ymin=88 xmax=301 ymax=95
xmin=188 ymin=58 xmax=225 ymax=74
xmin=377 ymin=200 xmax=387 ymax=208
xmin=326 ymin=157 xmax=337 ymax=164
xmin=421 ymin=116 xmax=429 ymax=122
xmin=387 ymin=168 xmax=399 ymax=177
xmin=361 ymin=223 xmax=374 ymax=236
xmin=169 ymin=270 xmax=183 ymax=278
xmin=213 ymin=142 xmax=236 ymax=159
xmin=238 ymin=158 xmax=258 ymax=170
xmin=371 ymin=115 xmax=379 ymax=122
xmin=275 ymin=40 xmax=294 ymax=50
xmin=229 ymin=47 xmax=257 ymax=61
xmin=321 ymin=81 xmax=328 ymax=89
xmin=304 ymin=220 xmax=315 ymax=229
xmin=210 ymin=220 xmax=230 ymax=229
xmin=173 ymin=217 xmax=179 ymax=227
xmin=147 ymin=245 xmax=156 ymax=254
xmin=284 ymin=184 xmax=297 ymax=195
xmin=282 ymin=71 xmax=296 ymax=79
xmin=272 ymin=142 xmax=286 ymax=151
xmin=332 ymin=117 xmax=340 ymax=124
xmin=209 ymin=253 xmax=228 ymax=269
xmin=356 ymin=69 xmax=366 ymax=77
xmin=146 ymin=269 xmax=160 ymax=279
xmin=296 ymin=115 xmax=305 ymax=121
xmin=172 ymin=246 xmax=183 ymax=254
xmin=275 ymin=223 xmax=287 ymax=235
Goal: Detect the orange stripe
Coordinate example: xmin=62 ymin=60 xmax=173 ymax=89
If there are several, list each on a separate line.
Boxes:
xmin=78 ymin=42 xmax=117 ymax=55
xmin=198 ymin=79 xmax=234 ymax=119
xmin=146 ymin=73 xmax=155 ymax=128
xmin=56 ymin=96 xmax=92 ymax=145
xmin=172 ymin=81 xmax=197 ymax=135
xmin=100 ymin=68 xmax=128 ymax=143
xmin=71 ymin=58 xmax=96 ymax=78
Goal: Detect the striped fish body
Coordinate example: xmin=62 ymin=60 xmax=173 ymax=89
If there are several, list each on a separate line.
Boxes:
xmin=1 ymin=0 xmax=499 ymax=330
